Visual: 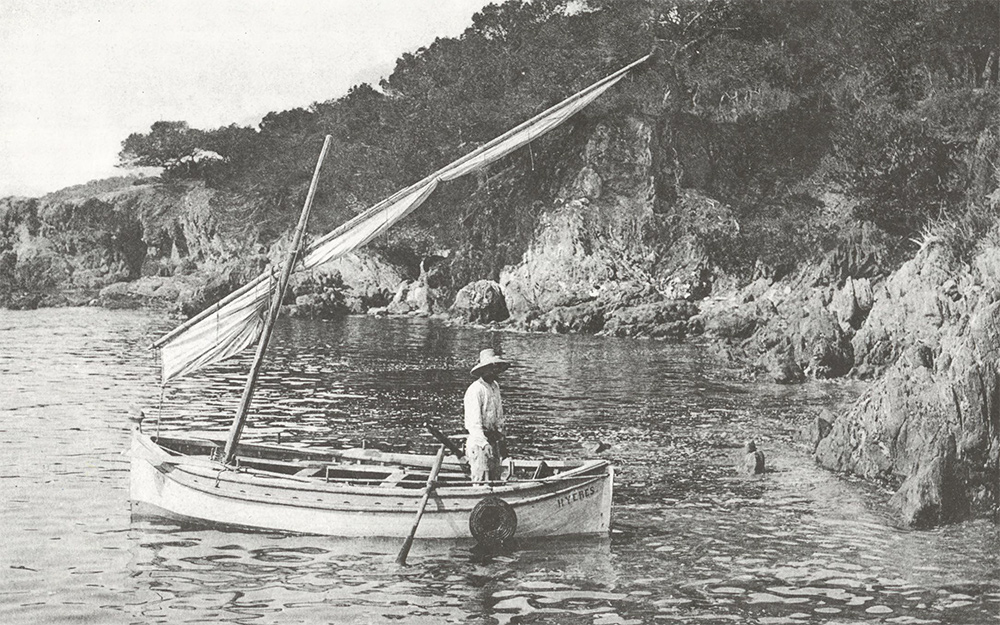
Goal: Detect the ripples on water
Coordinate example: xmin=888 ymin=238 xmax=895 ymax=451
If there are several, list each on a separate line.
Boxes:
xmin=1 ymin=308 xmax=998 ymax=624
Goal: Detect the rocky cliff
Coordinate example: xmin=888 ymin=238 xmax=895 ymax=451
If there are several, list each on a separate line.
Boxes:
xmin=814 ymin=241 xmax=1000 ymax=527
xmin=0 ymin=178 xmax=407 ymax=315
xmin=496 ymin=114 xmax=722 ymax=338
xmin=0 ymin=180 xmax=236 ymax=309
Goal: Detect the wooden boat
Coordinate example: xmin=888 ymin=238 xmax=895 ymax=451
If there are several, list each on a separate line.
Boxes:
xmin=131 ymin=55 xmax=648 ymax=542
xmin=130 ymin=431 xmax=613 ymax=538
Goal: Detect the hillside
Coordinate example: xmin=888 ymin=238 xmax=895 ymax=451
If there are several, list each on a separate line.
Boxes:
xmin=2 ymin=0 xmax=999 ymax=527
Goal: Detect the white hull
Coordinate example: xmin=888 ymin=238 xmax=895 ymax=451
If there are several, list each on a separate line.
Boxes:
xmin=129 ymin=430 xmax=613 ymax=539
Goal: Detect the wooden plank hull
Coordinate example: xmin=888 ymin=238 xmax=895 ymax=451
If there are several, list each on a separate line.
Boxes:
xmin=129 ymin=430 xmax=613 ymax=539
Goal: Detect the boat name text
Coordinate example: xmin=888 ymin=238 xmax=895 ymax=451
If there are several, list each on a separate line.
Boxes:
xmin=556 ymin=484 xmax=597 ymax=509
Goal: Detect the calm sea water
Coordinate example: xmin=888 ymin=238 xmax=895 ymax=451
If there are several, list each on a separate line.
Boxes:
xmin=1 ymin=307 xmax=998 ymax=624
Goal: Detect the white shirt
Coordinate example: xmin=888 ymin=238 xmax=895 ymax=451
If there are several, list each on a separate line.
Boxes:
xmin=464 ymin=378 xmax=504 ymax=449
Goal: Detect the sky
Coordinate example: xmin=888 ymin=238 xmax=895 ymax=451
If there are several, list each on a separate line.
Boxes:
xmin=0 ymin=0 xmax=495 ymax=197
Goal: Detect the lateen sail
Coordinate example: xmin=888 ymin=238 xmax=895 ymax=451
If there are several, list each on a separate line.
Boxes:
xmin=159 ymin=275 xmax=273 ymax=383
xmin=155 ymin=54 xmax=650 ymax=384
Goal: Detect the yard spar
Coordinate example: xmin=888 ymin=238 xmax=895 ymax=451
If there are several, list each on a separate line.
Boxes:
xmin=131 ymin=55 xmax=647 ymax=538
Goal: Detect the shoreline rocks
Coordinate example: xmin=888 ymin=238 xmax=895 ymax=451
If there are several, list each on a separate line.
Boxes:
xmin=451 ymin=280 xmax=509 ymax=323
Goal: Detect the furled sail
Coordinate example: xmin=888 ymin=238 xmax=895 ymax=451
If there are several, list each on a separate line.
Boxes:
xmin=159 ymin=275 xmax=273 ymax=383
xmin=154 ymin=54 xmax=650 ymax=384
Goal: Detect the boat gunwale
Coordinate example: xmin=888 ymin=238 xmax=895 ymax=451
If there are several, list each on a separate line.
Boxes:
xmin=134 ymin=431 xmax=611 ymax=498
xmin=148 ymin=431 xmax=590 ymax=471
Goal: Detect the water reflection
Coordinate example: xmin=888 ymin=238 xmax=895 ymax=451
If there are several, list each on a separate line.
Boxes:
xmin=128 ymin=521 xmax=621 ymax=624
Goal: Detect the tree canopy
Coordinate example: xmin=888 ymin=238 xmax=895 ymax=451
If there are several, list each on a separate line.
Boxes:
xmin=118 ymin=0 xmax=999 ymax=277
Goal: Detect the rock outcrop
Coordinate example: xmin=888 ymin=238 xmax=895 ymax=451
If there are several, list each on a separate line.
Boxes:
xmin=451 ymin=280 xmax=509 ymax=323
xmin=698 ymin=274 xmax=856 ymax=384
xmin=0 ymin=180 xmax=258 ymax=309
xmin=815 ymin=243 xmax=1000 ymax=527
xmin=0 ymin=179 xmax=412 ymax=317
xmin=498 ymin=115 xmax=726 ymax=338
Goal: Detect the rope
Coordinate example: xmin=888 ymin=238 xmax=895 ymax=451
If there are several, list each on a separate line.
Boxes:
xmin=156 ymin=387 xmax=165 ymax=438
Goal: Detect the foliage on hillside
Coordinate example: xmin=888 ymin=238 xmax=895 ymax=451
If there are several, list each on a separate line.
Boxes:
xmin=118 ymin=0 xmax=999 ymax=285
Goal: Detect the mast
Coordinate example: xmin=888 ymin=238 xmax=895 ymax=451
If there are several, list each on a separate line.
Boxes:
xmin=222 ymin=134 xmax=332 ymax=465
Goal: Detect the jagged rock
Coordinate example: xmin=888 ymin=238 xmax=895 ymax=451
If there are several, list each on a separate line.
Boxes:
xmin=406 ymin=282 xmax=431 ymax=314
xmin=594 ymin=281 xmax=663 ymax=310
xmin=451 ymin=280 xmax=509 ymax=323
xmin=499 ymin=201 xmax=617 ymax=316
xmin=0 ymin=181 xmax=279 ymax=312
xmin=286 ymin=290 xmax=348 ymax=318
xmin=647 ymin=320 xmax=691 ymax=339
xmin=702 ymin=300 xmax=776 ymax=341
xmin=528 ymin=300 xmax=604 ymax=334
xmin=386 ymin=281 xmax=416 ymax=315
xmin=797 ymin=411 xmax=834 ymax=452
xmin=813 ymin=240 xmax=1000 ymax=527
xmin=602 ymin=299 xmax=698 ymax=338
xmin=760 ymin=344 xmax=806 ymax=384
xmin=830 ymin=276 xmax=874 ymax=330
xmin=98 ymin=275 xmax=197 ymax=309
xmin=318 ymin=251 xmax=408 ymax=309
xmin=817 ymin=221 xmax=891 ymax=283
xmin=177 ymin=267 xmax=243 ymax=316
xmin=799 ymin=308 xmax=854 ymax=379
xmin=851 ymin=246 xmax=958 ymax=370
xmin=888 ymin=437 xmax=963 ymax=528
xmin=499 ymin=119 xmax=682 ymax=320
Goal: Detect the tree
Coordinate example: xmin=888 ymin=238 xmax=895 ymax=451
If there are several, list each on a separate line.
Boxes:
xmin=119 ymin=121 xmax=203 ymax=170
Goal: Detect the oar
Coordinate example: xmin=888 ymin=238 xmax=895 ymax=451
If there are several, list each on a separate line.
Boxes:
xmin=396 ymin=445 xmax=446 ymax=566
xmin=425 ymin=424 xmax=471 ymax=477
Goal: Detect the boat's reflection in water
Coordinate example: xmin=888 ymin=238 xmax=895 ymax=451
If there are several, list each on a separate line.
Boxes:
xmin=127 ymin=515 xmax=618 ymax=624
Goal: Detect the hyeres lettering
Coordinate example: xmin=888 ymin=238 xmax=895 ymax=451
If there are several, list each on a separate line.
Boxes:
xmin=555 ymin=485 xmax=597 ymax=509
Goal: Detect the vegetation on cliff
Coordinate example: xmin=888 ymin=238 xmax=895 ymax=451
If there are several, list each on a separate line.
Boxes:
xmin=111 ymin=0 xmax=997 ymax=287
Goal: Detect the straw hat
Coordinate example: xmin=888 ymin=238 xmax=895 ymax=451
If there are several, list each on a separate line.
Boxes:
xmin=470 ymin=348 xmax=510 ymax=378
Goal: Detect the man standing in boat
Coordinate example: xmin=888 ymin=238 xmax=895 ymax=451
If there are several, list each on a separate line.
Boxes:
xmin=465 ymin=348 xmax=510 ymax=484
